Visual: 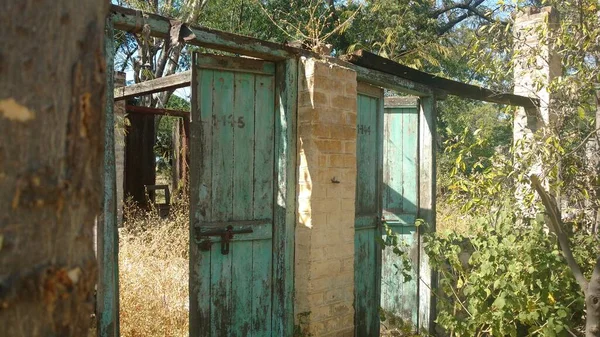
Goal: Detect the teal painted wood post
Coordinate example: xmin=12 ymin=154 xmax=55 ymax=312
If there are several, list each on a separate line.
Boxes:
xmin=273 ymin=58 xmax=297 ymax=336
xmin=417 ymin=96 xmax=436 ymax=335
xmin=98 ymin=17 xmax=119 ymax=337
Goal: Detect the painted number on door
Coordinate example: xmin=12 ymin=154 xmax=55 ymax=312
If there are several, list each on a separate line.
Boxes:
xmin=203 ymin=114 xmax=246 ymax=129
xmin=357 ymin=124 xmax=371 ymax=135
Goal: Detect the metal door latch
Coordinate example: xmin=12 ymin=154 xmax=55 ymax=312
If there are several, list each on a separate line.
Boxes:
xmin=195 ymin=225 xmax=253 ymax=255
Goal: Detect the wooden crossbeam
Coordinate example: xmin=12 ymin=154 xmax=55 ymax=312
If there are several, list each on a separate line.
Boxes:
xmin=344 ymin=50 xmax=540 ymax=108
xmin=113 ymin=71 xmax=191 ymax=101
xmin=110 ymin=5 xmax=306 ymax=61
xmin=126 ymin=105 xmax=190 ymax=119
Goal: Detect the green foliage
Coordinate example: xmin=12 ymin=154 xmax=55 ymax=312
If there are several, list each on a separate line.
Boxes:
xmin=426 ymin=217 xmax=598 ymax=336
xmin=377 ymin=222 xmax=414 ymax=283
xmin=154 ymin=95 xmax=191 ymax=175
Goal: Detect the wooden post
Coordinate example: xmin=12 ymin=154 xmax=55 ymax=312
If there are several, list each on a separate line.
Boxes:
xmin=273 ymin=58 xmax=298 ymax=337
xmin=97 ymin=18 xmax=119 ymax=337
xmin=417 ymin=96 xmax=437 ymax=334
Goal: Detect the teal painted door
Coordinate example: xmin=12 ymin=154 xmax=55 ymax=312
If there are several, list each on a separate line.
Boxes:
xmin=189 ymin=54 xmax=277 ymax=337
xmin=354 ymin=89 xmax=383 ymax=337
xmin=380 ymin=100 xmax=419 ymax=330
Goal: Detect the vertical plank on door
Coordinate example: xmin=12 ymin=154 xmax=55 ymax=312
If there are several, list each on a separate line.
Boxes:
xmin=231 ymin=72 xmax=255 ymax=336
xmin=210 ymin=70 xmax=234 ymax=336
xmin=253 ymin=74 xmax=275 ymax=336
xmin=190 ymin=66 xmax=215 ymax=337
xmin=402 ymin=108 xmax=418 ymax=214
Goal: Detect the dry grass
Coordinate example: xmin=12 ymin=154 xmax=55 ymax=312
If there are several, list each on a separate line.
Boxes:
xmin=119 ymin=200 xmax=189 ymax=337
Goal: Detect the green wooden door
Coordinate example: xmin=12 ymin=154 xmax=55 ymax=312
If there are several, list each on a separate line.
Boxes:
xmin=354 ymin=86 xmax=383 ymax=337
xmin=380 ymin=98 xmax=419 ymax=330
xmin=189 ymin=54 xmax=279 ymax=337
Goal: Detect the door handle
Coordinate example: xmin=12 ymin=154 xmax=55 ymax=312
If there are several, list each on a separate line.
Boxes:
xmin=195 ymin=225 xmax=253 ymax=255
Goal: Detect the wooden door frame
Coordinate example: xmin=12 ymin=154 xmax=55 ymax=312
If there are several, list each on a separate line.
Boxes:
xmin=188 ymin=53 xmax=298 ymax=337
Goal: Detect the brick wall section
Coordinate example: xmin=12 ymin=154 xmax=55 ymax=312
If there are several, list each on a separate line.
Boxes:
xmin=295 ymin=57 xmax=357 ymax=337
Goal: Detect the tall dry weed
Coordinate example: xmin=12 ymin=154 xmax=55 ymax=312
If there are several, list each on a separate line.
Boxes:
xmin=119 ymin=199 xmax=189 ymax=337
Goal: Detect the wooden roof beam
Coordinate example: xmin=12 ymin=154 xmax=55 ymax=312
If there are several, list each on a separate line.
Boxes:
xmin=126 ymin=105 xmax=190 ymax=119
xmin=114 ymin=70 xmax=191 ymax=101
xmin=344 ymin=50 xmax=540 ymax=108
xmin=109 ymin=5 xmax=306 ymax=61
xmin=327 ymin=57 xmax=433 ymax=96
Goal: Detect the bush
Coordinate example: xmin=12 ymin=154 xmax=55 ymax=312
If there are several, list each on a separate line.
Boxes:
xmin=426 ymin=214 xmax=598 ymax=337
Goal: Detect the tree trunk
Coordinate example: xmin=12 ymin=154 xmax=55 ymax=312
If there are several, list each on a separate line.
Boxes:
xmin=0 ymin=1 xmax=108 ymax=336
xmin=586 ymin=257 xmax=600 ymax=337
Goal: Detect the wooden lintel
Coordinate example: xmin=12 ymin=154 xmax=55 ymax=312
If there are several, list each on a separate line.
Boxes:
xmin=329 ymin=57 xmax=433 ymax=97
xmin=110 ymin=5 xmax=308 ymax=61
xmin=126 ymin=105 xmax=190 ymax=119
xmin=346 ymin=50 xmax=540 ymax=108
xmin=114 ymin=71 xmax=191 ymax=101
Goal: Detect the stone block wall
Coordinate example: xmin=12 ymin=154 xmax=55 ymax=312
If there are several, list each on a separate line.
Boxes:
xmin=295 ymin=57 xmax=357 ymax=337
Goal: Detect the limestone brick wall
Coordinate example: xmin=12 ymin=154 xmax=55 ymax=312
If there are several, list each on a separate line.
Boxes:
xmin=295 ymin=57 xmax=357 ymax=337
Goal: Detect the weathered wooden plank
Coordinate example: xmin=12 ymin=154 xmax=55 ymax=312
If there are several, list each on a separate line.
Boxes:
xmin=233 ymin=72 xmax=255 ymax=221
xmin=417 ymin=96 xmax=437 ymax=334
xmin=211 ymin=70 xmax=234 ymax=220
xmin=346 ymin=50 xmax=540 ymax=108
xmin=126 ymin=105 xmax=190 ymax=118
xmin=253 ymin=75 xmax=275 ymax=219
xmin=354 ymin=91 xmax=382 ymax=337
xmin=197 ymin=53 xmax=276 ymax=75
xmin=272 ymin=58 xmax=297 ymax=336
xmin=331 ymin=57 xmax=433 ymax=97
xmin=356 ymin=95 xmax=378 ymax=214
xmin=210 ymin=246 xmax=232 ymax=336
xmin=110 ymin=5 xmax=303 ymax=61
xmin=209 ymin=69 xmax=235 ymax=336
xmin=252 ymin=239 xmax=273 ymax=337
xmin=98 ymin=18 xmax=119 ymax=337
xmin=402 ymin=107 xmax=419 ymax=214
xmin=189 ymin=63 xmax=214 ymax=337
xmin=357 ymin=81 xmax=383 ymax=98
xmin=383 ymin=107 xmax=404 ymax=215
xmin=354 ymin=228 xmax=378 ymax=336
xmin=231 ymin=241 xmax=253 ymax=336
xmin=113 ymin=70 xmax=191 ymax=101
xmin=252 ymin=73 xmax=275 ymax=337
xmin=385 ymin=96 xmax=418 ymax=108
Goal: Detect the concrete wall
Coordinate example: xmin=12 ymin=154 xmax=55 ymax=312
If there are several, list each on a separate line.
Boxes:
xmin=294 ymin=57 xmax=357 ymax=337
xmin=513 ymin=6 xmax=560 ymax=139
xmin=513 ymin=7 xmax=560 ymax=214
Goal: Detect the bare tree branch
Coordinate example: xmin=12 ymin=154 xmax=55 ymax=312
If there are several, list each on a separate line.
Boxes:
xmin=530 ymin=175 xmax=589 ymax=293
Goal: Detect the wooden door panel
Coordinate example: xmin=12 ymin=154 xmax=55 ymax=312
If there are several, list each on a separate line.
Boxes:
xmin=381 ymin=103 xmax=419 ymax=329
xmin=354 ymin=91 xmax=383 ymax=337
xmin=190 ymin=54 xmax=276 ymax=337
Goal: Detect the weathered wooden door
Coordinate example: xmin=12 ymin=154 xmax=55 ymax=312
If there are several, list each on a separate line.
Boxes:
xmin=354 ymin=84 xmax=384 ymax=337
xmin=380 ymin=97 xmax=419 ymax=330
xmin=189 ymin=53 xmax=285 ymax=337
